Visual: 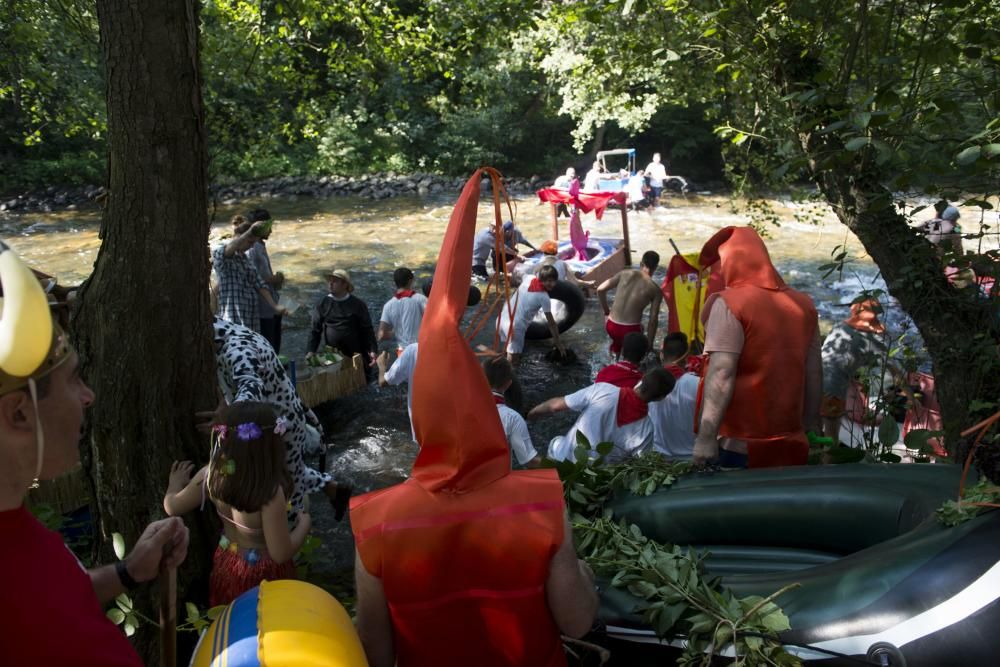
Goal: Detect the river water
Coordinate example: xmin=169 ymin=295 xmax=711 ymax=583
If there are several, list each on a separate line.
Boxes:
xmin=3 ymin=187 xmax=995 ymax=592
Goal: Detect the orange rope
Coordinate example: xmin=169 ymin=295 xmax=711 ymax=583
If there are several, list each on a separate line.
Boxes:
xmin=463 ymin=276 xmax=506 ymax=343
xmin=458 ymin=168 xmax=522 ymax=355
xmin=957 ymin=407 xmax=1000 ymax=501
xmin=960 ymin=409 xmax=1000 ymax=438
xmin=463 ymin=272 xmax=500 ymax=339
xmin=490 ymin=172 xmax=518 ymax=351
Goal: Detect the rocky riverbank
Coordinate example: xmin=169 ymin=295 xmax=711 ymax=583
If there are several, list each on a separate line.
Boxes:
xmin=0 ymin=172 xmax=548 ymax=214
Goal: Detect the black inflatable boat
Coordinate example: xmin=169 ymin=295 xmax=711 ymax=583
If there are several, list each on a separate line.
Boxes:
xmin=599 ymin=464 xmax=999 ymax=665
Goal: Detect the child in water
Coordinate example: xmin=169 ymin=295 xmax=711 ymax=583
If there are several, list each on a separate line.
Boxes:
xmin=163 ymin=401 xmax=311 ymax=606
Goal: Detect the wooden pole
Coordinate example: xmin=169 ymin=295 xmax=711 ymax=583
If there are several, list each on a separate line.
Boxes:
xmin=549 ymin=202 xmax=559 ymax=241
xmin=620 ymin=203 xmax=631 ymax=267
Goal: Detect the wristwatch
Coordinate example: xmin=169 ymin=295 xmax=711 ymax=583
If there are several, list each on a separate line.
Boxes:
xmin=115 ymin=559 xmax=139 ymax=590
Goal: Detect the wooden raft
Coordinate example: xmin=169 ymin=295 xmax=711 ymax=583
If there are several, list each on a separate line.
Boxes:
xmin=295 ymin=353 xmax=367 ymax=408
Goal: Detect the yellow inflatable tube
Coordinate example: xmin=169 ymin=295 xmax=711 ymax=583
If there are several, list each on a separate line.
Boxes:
xmin=190 ymin=580 xmax=368 ymax=667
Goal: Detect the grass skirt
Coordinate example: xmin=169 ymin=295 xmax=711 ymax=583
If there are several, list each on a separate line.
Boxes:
xmin=209 ymin=544 xmax=296 ymax=607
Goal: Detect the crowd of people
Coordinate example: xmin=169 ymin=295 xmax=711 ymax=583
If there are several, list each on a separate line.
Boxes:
xmin=1 ymin=182 xmax=944 ymax=665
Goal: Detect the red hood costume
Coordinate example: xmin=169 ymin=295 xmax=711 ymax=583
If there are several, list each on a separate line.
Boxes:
xmin=697 ymin=227 xmax=818 ymax=468
xmin=350 ymin=169 xmax=568 ymax=666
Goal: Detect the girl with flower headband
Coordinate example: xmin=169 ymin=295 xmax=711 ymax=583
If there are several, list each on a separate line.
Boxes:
xmin=163 ymin=401 xmax=311 ymax=606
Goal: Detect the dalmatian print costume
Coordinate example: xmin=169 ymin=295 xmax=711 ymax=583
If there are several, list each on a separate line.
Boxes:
xmin=213 ymin=318 xmax=331 ymax=519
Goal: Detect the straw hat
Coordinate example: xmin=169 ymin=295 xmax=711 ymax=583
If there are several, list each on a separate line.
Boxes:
xmin=327 ymin=269 xmax=354 ymax=292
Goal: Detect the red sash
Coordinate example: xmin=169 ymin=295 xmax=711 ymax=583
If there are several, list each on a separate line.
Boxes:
xmin=395 ymin=289 xmax=416 ymax=299
xmin=595 ymin=361 xmax=642 ymax=388
xmin=527 ymin=278 xmax=545 ymax=292
xmin=615 ymin=387 xmax=648 ymax=426
xmin=663 ymin=363 xmax=686 ymax=380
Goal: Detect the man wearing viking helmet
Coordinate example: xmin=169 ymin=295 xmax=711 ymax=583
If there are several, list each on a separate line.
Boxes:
xmin=0 ymin=241 xmax=189 ymax=665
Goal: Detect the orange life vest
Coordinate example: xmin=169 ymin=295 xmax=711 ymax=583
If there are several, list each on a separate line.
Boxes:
xmin=715 ymin=286 xmax=816 ymax=466
xmin=350 ymin=168 xmax=568 ymax=666
xmin=351 ymin=474 xmax=567 ymax=666
xmin=699 ymin=227 xmax=818 ymax=467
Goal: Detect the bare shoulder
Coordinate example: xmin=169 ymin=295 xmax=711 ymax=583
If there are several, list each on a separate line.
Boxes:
xmin=618 ymin=268 xmax=641 ymax=284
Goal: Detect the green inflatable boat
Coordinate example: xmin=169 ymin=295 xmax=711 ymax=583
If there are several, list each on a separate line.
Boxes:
xmin=599 ymin=464 xmax=999 ymax=665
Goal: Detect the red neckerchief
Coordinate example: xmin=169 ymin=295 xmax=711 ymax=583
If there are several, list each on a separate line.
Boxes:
xmin=527 ymin=277 xmax=546 ymax=292
xmin=395 ymin=289 xmax=416 ymax=299
xmin=491 ymin=391 xmax=505 ymax=405
xmin=686 ymin=355 xmax=705 ymax=376
xmin=595 ymin=361 xmax=642 ymax=388
xmin=615 ymin=387 xmax=648 ymax=427
xmin=663 ymin=363 xmax=685 ymax=380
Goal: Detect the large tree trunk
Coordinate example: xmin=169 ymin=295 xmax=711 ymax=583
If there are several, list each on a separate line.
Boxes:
xmin=75 ymin=0 xmax=216 ymax=660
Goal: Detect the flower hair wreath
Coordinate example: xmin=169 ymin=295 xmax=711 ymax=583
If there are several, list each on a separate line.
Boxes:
xmin=212 ymin=417 xmax=289 ymax=442
xmin=210 ymin=418 xmax=290 ymax=476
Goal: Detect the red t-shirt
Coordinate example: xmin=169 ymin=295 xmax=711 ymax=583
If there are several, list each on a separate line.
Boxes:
xmin=0 ymin=505 xmax=144 ymax=667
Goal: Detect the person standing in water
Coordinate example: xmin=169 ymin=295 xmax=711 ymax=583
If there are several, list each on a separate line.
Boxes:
xmin=245 ymin=208 xmax=286 ymax=352
xmin=597 ymin=251 xmax=663 ymax=359
xmin=308 ymin=269 xmax=378 ymax=378
xmin=644 ymin=152 xmax=669 ymax=207
xmin=377 ymin=267 xmax=428 ymax=350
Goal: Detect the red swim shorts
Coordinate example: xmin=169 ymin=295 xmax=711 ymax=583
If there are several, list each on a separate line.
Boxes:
xmin=605 ymin=318 xmax=642 ymax=355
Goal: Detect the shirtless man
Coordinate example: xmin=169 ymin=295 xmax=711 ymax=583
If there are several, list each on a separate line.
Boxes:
xmin=597 ymin=250 xmax=662 ymax=358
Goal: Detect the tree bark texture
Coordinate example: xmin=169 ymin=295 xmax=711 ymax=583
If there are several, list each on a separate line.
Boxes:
xmin=76 ymin=0 xmax=216 ymax=660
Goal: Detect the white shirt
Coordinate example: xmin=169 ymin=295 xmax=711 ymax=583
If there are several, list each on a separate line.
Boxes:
xmin=645 ymin=161 xmax=668 ymax=187
xmin=583 ymin=168 xmax=601 ymax=192
xmin=627 ymin=175 xmax=646 ymax=202
xmin=384 ymin=342 xmax=418 ymax=439
xmin=498 ymin=279 xmax=552 ymax=335
xmin=496 ymin=400 xmax=537 ymax=467
xmin=547 ymin=383 xmax=653 ymax=464
xmin=380 ymin=292 xmax=428 ymax=348
xmin=650 ymin=373 xmax=698 ymax=458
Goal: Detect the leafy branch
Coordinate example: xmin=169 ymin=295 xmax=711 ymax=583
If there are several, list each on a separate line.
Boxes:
xmin=937 ymin=478 xmax=1000 ymax=527
xmin=548 ymin=442 xmax=800 ymax=665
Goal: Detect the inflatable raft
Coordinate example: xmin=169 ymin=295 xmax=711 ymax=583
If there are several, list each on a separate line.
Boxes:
xmin=519 ymin=238 xmax=618 ymax=278
xmin=598 ymin=464 xmax=1000 ymax=665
